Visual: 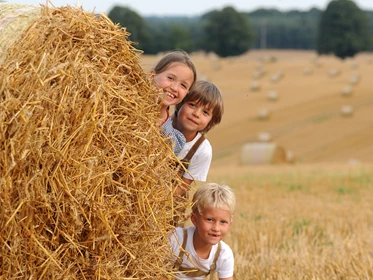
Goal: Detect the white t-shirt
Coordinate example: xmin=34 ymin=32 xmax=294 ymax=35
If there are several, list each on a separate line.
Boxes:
xmin=176 ymin=132 xmax=212 ymax=182
xmin=169 ymin=226 xmax=234 ymax=280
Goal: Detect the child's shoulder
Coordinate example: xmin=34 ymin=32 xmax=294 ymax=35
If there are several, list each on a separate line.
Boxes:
xmin=192 ymin=133 xmax=211 ymax=148
xmin=216 ymin=240 xmax=234 ymax=262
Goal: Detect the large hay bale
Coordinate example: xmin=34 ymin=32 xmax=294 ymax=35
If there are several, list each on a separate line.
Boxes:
xmin=0 ymin=3 xmax=180 ymax=279
xmin=241 ymin=142 xmax=287 ymax=165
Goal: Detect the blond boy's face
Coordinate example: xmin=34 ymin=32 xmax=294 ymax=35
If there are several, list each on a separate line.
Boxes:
xmin=191 ymin=206 xmax=232 ymax=247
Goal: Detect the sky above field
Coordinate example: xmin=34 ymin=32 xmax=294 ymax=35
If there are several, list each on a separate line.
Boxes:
xmin=7 ymin=0 xmax=373 ymax=16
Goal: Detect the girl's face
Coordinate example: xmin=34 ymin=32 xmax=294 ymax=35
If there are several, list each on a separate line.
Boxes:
xmin=174 ymin=100 xmax=213 ymax=140
xmin=191 ymin=206 xmax=232 ymax=247
xmin=153 ymin=62 xmax=194 ymax=107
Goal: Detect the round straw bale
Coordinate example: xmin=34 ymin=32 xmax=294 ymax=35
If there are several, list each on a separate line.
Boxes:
xmin=250 ymin=80 xmax=260 ymax=91
xmin=350 ymin=73 xmax=360 ymax=85
xmin=257 ymin=132 xmax=272 ymax=142
xmin=0 ymin=3 xmax=42 ymax=64
xmin=267 ymin=90 xmax=278 ymax=101
xmin=341 ymin=86 xmax=353 ymax=97
xmin=303 ymin=67 xmax=313 ymax=75
xmin=328 ymin=68 xmax=340 ymax=77
xmin=241 ymin=142 xmax=287 ymax=165
xmin=270 ymin=71 xmax=283 ymax=83
xmin=0 ymin=4 xmax=180 ymax=279
xmin=340 ymin=105 xmax=354 ymax=117
xmin=286 ymin=150 xmax=296 ymax=164
xmin=252 ymin=69 xmax=266 ymax=79
xmin=256 ymin=108 xmax=270 ymax=120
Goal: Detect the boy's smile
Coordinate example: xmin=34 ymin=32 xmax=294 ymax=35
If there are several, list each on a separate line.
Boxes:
xmin=191 ymin=206 xmax=232 ymax=249
xmin=175 ymin=101 xmax=213 ymax=141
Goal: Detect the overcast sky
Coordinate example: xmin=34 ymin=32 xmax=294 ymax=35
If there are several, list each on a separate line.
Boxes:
xmin=7 ymin=0 xmax=373 ymax=16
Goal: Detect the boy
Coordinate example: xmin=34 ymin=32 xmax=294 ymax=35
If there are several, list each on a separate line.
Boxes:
xmin=168 ymin=183 xmax=236 ymax=280
xmin=172 ymin=80 xmax=224 ymax=197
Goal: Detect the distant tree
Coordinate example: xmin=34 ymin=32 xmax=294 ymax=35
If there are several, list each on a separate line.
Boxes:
xmin=316 ymin=0 xmax=372 ymax=59
xmin=202 ymin=6 xmax=255 ymax=57
xmin=168 ymin=25 xmax=194 ymax=53
xmin=108 ymin=6 xmax=150 ymax=52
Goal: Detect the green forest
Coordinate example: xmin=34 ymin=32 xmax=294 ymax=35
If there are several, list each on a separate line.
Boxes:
xmin=107 ymin=0 xmax=373 ymax=59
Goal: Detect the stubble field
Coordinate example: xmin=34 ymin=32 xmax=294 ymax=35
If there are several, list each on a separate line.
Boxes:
xmin=140 ymin=50 xmax=373 ymax=279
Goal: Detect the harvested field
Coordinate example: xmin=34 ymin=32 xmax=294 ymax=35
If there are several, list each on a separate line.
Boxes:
xmin=141 ymin=50 xmax=373 ymax=279
xmin=141 ymin=50 xmax=373 ymax=166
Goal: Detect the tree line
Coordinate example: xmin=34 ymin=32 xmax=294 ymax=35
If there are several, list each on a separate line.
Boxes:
xmin=107 ymin=0 xmax=373 ymax=59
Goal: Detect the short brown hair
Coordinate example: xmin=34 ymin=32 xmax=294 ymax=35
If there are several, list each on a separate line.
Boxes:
xmin=175 ymin=80 xmax=224 ymax=134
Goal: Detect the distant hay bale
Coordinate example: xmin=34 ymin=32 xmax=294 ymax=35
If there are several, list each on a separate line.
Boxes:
xmin=256 ymin=108 xmax=270 ymax=120
xmin=208 ymin=52 xmax=221 ymax=70
xmin=241 ymin=143 xmax=287 ymax=165
xmin=340 ymin=105 xmax=354 ymax=117
xmin=0 ymin=4 xmax=180 ymax=279
xmin=341 ymin=86 xmax=353 ymax=97
xmin=260 ymin=55 xmax=277 ymax=63
xmin=256 ymin=132 xmax=272 ymax=142
xmin=303 ymin=67 xmax=313 ymax=75
xmin=285 ymin=150 xmax=296 ymax=164
xmin=349 ymin=61 xmax=358 ymax=69
xmin=270 ymin=71 xmax=283 ymax=83
xmin=349 ymin=73 xmax=360 ymax=85
xmin=328 ymin=68 xmax=340 ymax=77
xmin=267 ymin=90 xmax=278 ymax=101
xmin=250 ymin=80 xmax=261 ymax=91
xmin=252 ymin=69 xmax=266 ymax=79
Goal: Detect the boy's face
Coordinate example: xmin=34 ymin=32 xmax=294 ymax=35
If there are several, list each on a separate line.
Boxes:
xmin=152 ymin=63 xmax=194 ymax=107
xmin=191 ymin=206 xmax=232 ymax=247
xmin=175 ymin=101 xmax=213 ymax=139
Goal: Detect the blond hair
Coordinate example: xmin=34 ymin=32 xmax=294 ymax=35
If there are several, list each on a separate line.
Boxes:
xmin=192 ymin=183 xmax=235 ymax=220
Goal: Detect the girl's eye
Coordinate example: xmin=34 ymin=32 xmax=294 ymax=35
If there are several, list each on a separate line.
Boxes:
xmin=181 ymin=84 xmax=187 ymax=89
xmin=206 ymin=218 xmax=213 ymax=222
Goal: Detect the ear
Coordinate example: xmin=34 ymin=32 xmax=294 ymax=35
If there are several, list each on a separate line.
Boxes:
xmin=190 ymin=212 xmax=197 ymax=226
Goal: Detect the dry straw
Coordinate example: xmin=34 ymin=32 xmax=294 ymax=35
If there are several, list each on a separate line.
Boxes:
xmin=0 ymin=3 xmax=184 ymax=279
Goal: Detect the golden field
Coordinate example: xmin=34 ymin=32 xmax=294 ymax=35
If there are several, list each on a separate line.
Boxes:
xmin=140 ymin=50 xmax=373 ymax=279
xmin=141 ymin=50 xmax=373 ymax=166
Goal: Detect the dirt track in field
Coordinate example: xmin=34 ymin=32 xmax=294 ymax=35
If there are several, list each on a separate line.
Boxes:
xmin=140 ymin=50 xmax=373 ymax=168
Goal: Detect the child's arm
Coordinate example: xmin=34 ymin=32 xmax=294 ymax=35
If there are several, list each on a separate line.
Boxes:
xmin=174 ymin=177 xmax=193 ymax=197
xmin=161 ymin=117 xmax=186 ymax=154
xmin=219 ymin=277 xmax=233 ymax=280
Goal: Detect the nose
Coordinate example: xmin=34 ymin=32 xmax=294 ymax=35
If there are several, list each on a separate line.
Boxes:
xmin=169 ymin=81 xmax=178 ymax=92
xmin=211 ymin=222 xmax=220 ymax=231
xmin=192 ymin=107 xmax=203 ymax=118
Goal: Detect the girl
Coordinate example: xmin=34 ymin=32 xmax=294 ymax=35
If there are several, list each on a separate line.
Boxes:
xmin=151 ymin=50 xmax=197 ymax=153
